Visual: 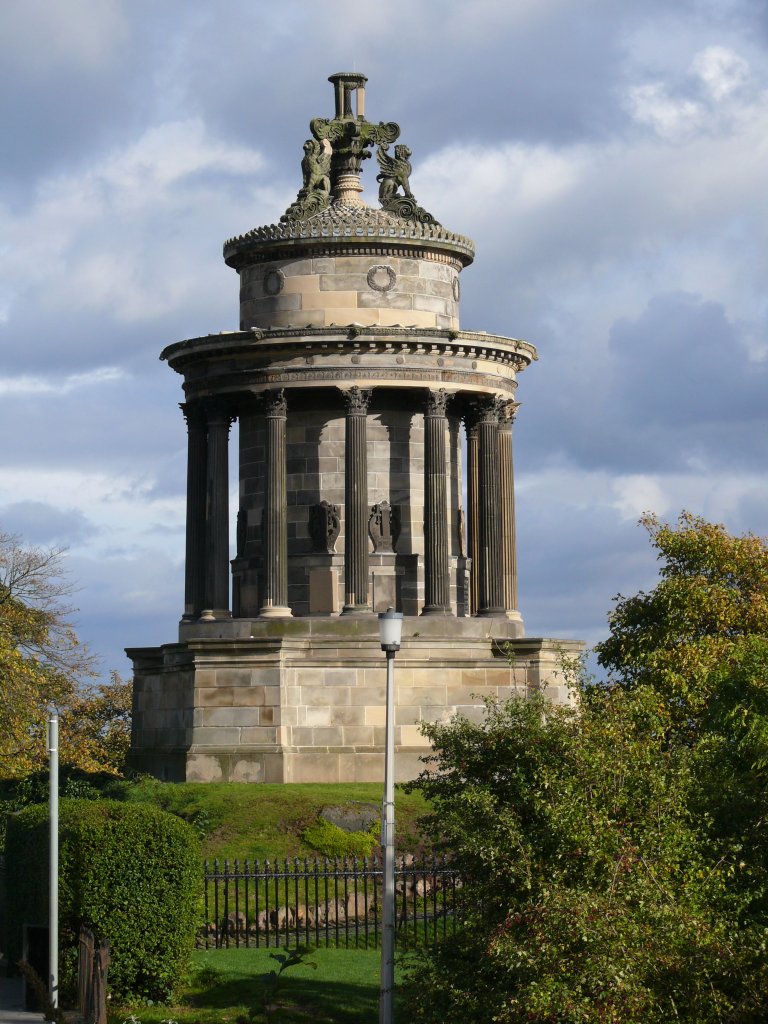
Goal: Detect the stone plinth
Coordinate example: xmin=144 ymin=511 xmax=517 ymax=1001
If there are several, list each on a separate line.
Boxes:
xmin=128 ymin=618 xmax=582 ymax=783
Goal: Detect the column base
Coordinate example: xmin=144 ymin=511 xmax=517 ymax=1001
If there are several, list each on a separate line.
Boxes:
xmin=421 ymin=606 xmax=452 ymax=617
xmin=259 ymin=606 xmax=293 ymax=618
xmin=341 ymin=605 xmax=373 ymax=616
xmin=475 ymin=607 xmax=507 ymax=618
xmin=198 ymin=608 xmax=232 ymax=622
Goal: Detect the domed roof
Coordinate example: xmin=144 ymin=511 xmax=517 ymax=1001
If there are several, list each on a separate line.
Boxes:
xmin=223 ymin=73 xmax=475 ymax=270
xmin=223 ymin=198 xmax=475 ymax=268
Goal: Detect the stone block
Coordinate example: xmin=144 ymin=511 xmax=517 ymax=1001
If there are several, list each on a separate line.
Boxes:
xmin=231 ymin=758 xmax=265 ymax=783
xmin=240 ymin=726 xmax=279 ymax=744
xmin=291 ymin=726 xmax=343 ymax=747
xmin=280 ymin=259 xmax=314 ymax=277
xmin=249 ymin=293 xmax=302 ymax=311
xmin=395 ymin=705 xmax=422 ymax=725
xmin=377 ymin=309 xmax=437 ymax=328
xmin=419 ymin=261 xmax=453 ymax=281
xmin=305 ymin=705 xmax=331 ymax=727
xmin=425 ymin=279 xmax=454 ymax=298
xmin=358 ymin=291 xmax=414 ymax=309
xmin=319 ymin=273 xmax=369 ymax=291
xmin=203 ymin=706 xmax=261 ymax=727
xmin=342 ymin=725 xmax=374 ymax=746
xmin=303 ymin=685 xmax=351 ymax=707
xmin=306 ymin=290 xmax=359 ymax=309
xmin=332 ymin=256 xmax=383 ymax=273
xmin=399 ymin=724 xmax=431 ymax=746
xmin=399 ymin=685 xmax=448 ymax=706
xmin=263 ymin=752 xmax=286 ymax=782
xmin=324 ymin=668 xmax=361 ymax=687
xmin=365 ymin=705 xmax=386 ymax=726
xmin=324 ymin=705 xmax=362 ymax=727
xmin=321 ymin=308 xmax=379 ymax=326
xmin=337 ymin=753 xmax=383 ymax=783
xmin=413 ymin=295 xmax=452 ymax=315
xmin=186 ymin=754 xmax=224 ymax=783
xmin=193 ymin=727 xmax=242 ymax=746
xmin=286 ymin=752 xmax=340 ymax=783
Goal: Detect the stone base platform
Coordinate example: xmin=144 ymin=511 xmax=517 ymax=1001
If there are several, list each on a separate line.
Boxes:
xmin=127 ymin=617 xmax=582 ymax=784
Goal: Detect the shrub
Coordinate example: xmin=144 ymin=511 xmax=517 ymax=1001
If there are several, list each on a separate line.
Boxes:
xmin=301 ymin=817 xmax=379 ymax=859
xmin=5 ymin=798 xmax=200 ymax=1004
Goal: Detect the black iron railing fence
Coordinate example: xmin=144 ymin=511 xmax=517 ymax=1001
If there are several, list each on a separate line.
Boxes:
xmin=201 ymin=854 xmax=462 ymax=950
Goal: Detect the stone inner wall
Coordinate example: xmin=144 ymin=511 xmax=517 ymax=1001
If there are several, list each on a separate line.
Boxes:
xmin=239 ymin=255 xmax=460 ymax=331
xmin=236 ymin=394 xmax=464 ymax=616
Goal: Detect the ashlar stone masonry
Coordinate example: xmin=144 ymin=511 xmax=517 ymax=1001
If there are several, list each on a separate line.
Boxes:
xmin=127 ymin=73 xmax=582 ymax=783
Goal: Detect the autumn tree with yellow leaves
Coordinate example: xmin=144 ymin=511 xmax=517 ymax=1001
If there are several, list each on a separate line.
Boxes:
xmin=0 ymin=531 xmax=131 ymax=778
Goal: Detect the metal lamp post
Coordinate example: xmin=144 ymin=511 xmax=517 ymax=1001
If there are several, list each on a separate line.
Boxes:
xmin=48 ymin=713 xmax=59 ymax=1009
xmin=378 ymin=608 xmax=403 ymax=1024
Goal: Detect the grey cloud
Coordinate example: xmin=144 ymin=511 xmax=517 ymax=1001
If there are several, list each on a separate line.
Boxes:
xmin=0 ymin=501 xmax=97 ymax=546
xmin=517 ymin=292 xmax=768 ymax=474
xmin=68 ymin=547 xmax=184 ymax=675
xmin=517 ymin=496 xmax=659 ymax=644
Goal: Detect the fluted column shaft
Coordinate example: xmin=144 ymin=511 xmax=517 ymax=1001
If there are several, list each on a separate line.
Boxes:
xmin=259 ymin=389 xmax=291 ymax=617
xmin=342 ymin=387 xmax=372 ymax=613
xmin=466 ymin=416 xmax=480 ymax=615
xmin=182 ymin=403 xmax=208 ymax=619
xmin=423 ymin=389 xmax=451 ymax=615
xmin=477 ymin=396 xmax=505 ymax=617
xmin=499 ymin=402 xmax=520 ymax=615
xmin=205 ymin=403 xmax=232 ymax=615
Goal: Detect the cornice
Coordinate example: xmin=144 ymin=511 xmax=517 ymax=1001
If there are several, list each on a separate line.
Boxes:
xmin=161 ymin=326 xmax=537 ymax=369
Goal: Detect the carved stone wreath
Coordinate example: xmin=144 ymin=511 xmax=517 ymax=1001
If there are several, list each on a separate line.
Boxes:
xmin=366 ymin=265 xmax=396 ymax=292
xmin=264 ymin=269 xmax=285 ymax=296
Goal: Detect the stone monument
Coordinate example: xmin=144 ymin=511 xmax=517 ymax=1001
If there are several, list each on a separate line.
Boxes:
xmin=127 ymin=73 xmax=582 ymax=783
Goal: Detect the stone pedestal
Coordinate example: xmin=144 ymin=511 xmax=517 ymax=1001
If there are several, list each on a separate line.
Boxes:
xmin=128 ymin=618 xmax=583 ymax=784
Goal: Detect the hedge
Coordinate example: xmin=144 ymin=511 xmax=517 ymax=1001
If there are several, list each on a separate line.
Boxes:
xmin=5 ymin=798 xmax=200 ymax=1004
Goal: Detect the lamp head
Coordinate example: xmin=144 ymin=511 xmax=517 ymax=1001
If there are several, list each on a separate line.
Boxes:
xmin=378 ymin=607 xmax=403 ymax=652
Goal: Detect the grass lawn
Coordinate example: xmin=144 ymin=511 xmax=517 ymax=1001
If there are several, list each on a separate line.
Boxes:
xmin=114 ymin=780 xmax=431 ymax=862
xmin=110 ymin=946 xmax=412 ymax=1024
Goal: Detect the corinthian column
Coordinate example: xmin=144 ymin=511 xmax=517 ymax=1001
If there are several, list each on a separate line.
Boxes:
xmin=341 ymin=386 xmax=372 ymax=614
xmin=182 ymin=402 xmax=207 ymax=619
xmin=465 ymin=410 xmax=480 ymax=616
xmin=422 ymin=389 xmax=451 ymax=615
xmin=260 ymin=389 xmax=292 ymax=617
xmin=204 ymin=401 xmax=233 ymax=617
xmin=499 ymin=400 xmax=521 ymax=620
xmin=476 ymin=395 xmax=505 ymax=617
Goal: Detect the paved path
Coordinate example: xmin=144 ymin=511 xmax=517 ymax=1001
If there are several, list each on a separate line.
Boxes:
xmin=0 ymin=979 xmax=45 ymax=1023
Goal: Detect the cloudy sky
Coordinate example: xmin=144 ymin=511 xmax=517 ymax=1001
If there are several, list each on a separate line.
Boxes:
xmin=2 ymin=0 xmax=767 ymax=680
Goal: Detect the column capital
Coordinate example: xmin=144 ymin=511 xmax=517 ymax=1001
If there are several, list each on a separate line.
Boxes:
xmin=498 ymin=400 xmax=521 ymax=429
xmin=472 ymin=393 xmax=506 ymax=425
xmin=340 ymin=386 xmax=373 ymax=415
xmin=425 ymin=388 xmax=450 ymax=417
xmin=202 ymin=397 xmax=236 ymax=428
xmin=180 ymin=401 xmax=206 ymax=428
xmin=262 ymin=387 xmax=288 ymax=418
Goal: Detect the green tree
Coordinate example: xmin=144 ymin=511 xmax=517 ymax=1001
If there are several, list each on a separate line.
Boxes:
xmin=595 ymin=511 xmax=768 ymax=732
xmin=404 ymin=514 xmax=768 ymax=1023
xmin=0 ymin=530 xmax=130 ymax=778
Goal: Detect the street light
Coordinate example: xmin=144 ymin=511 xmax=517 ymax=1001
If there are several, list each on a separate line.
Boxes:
xmin=378 ymin=608 xmax=402 ymax=1024
xmin=48 ymin=713 xmax=59 ymax=1010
